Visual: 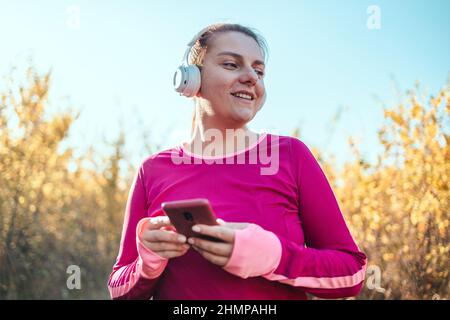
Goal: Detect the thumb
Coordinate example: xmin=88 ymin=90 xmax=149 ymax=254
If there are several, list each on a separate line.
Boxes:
xmin=147 ymin=216 xmax=172 ymax=230
xmin=216 ymin=218 xmax=226 ymax=226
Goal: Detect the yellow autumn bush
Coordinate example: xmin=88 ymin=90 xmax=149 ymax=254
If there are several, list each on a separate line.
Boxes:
xmin=306 ymin=83 xmax=449 ymax=299
xmin=0 ymin=66 xmax=132 ymax=299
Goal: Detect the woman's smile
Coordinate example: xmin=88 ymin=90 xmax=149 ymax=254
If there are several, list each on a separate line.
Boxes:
xmin=230 ymin=93 xmax=254 ymax=105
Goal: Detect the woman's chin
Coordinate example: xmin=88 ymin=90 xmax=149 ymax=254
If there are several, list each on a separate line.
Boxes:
xmin=232 ymin=105 xmax=255 ymax=121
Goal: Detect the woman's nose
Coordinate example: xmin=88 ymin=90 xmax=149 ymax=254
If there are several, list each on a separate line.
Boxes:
xmin=239 ymin=68 xmax=258 ymax=85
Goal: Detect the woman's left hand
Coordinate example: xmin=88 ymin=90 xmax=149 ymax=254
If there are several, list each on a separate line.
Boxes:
xmin=187 ymin=219 xmax=249 ymax=266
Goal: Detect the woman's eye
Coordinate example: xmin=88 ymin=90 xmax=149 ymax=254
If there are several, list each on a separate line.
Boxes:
xmin=223 ymin=63 xmax=264 ymax=78
xmin=223 ymin=62 xmax=237 ymax=68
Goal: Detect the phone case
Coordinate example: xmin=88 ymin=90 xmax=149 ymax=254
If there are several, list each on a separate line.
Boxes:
xmin=161 ymin=198 xmax=222 ymax=242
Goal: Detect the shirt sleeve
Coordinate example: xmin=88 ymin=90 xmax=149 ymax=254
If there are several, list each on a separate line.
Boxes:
xmin=107 ymin=162 xmax=168 ymax=300
xmin=262 ymin=138 xmax=367 ymax=299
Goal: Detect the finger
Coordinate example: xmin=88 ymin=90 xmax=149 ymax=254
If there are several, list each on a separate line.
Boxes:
xmin=192 ymin=245 xmax=228 ymax=266
xmin=216 ymin=218 xmax=226 ymax=225
xmin=145 ymin=241 xmax=190 ymax=252
xmin=142 ymin=229 xmax=187 ymax=243
xmin=158 ymin=249 xmax=190 ymax=259
xmin=188 ymin=237 xmax=232 ymax=257
xmin=192 ymin=224 xmax=234 ymax=243
xmin=161 ymin=225 xmax=177 ymax=232
xmin=220 ymin=222 xmax=250 ymax=230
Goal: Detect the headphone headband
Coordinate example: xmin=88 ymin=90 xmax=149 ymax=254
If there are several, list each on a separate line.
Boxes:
xmin=183 ymin=27 xmax=210 ymax=65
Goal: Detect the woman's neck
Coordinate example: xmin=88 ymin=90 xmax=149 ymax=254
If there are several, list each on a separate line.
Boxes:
xmin=186 ymin=121 xmax=260 ymax=157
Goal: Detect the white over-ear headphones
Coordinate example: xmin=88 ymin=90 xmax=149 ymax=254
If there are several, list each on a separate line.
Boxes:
xmin=173 ymin=28 xmax=209 ymax=98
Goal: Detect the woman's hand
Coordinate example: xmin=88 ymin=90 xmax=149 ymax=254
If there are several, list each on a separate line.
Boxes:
xmin=187 ymin=219 xmax=250 ymax=266
xmin=140 ymin=216 xmax=190 ymax=259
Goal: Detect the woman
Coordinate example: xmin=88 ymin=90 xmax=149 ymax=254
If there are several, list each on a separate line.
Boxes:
xmin=108 ymin=23 xmax=367 ymax=300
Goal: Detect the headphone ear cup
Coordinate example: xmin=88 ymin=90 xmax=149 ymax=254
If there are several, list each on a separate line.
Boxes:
xmin=173 ymin=64 xmax=201 ymax=97
xmin=184 ymin=64 xmax=201 ymax=97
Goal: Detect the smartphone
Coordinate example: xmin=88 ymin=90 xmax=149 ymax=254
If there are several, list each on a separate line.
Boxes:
xmin=161 ymin=198 xmax=223 ymax=242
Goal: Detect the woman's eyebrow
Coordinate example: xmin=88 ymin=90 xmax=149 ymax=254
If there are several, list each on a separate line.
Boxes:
xmin=217 ymin=51 xmax=265 ymax=67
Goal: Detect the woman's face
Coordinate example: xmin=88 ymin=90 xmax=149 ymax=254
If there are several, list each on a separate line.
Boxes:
xmin=197 ymin=31 xmax=266 ymax=126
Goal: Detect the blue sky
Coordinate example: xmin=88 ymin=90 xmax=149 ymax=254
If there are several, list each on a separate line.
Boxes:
xmin=1 ymin=0 xmax=449 ymax=170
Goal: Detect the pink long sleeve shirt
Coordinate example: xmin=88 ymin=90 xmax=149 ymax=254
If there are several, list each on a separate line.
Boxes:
xmin=108 ymin=133 xmax=367 ymax=300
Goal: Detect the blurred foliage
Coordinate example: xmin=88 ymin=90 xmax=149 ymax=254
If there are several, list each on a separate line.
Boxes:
xmin=301 ymin=82 xmax=449 ymax=299
xmin=0 ymin=65 xmax=448 ymax=299
xmin=0 ymin=66 xmax=132 ymax=299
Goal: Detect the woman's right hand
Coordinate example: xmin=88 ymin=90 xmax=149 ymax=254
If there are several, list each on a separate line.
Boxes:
xmin=139 ymin=216 xmax=190 ymax=259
